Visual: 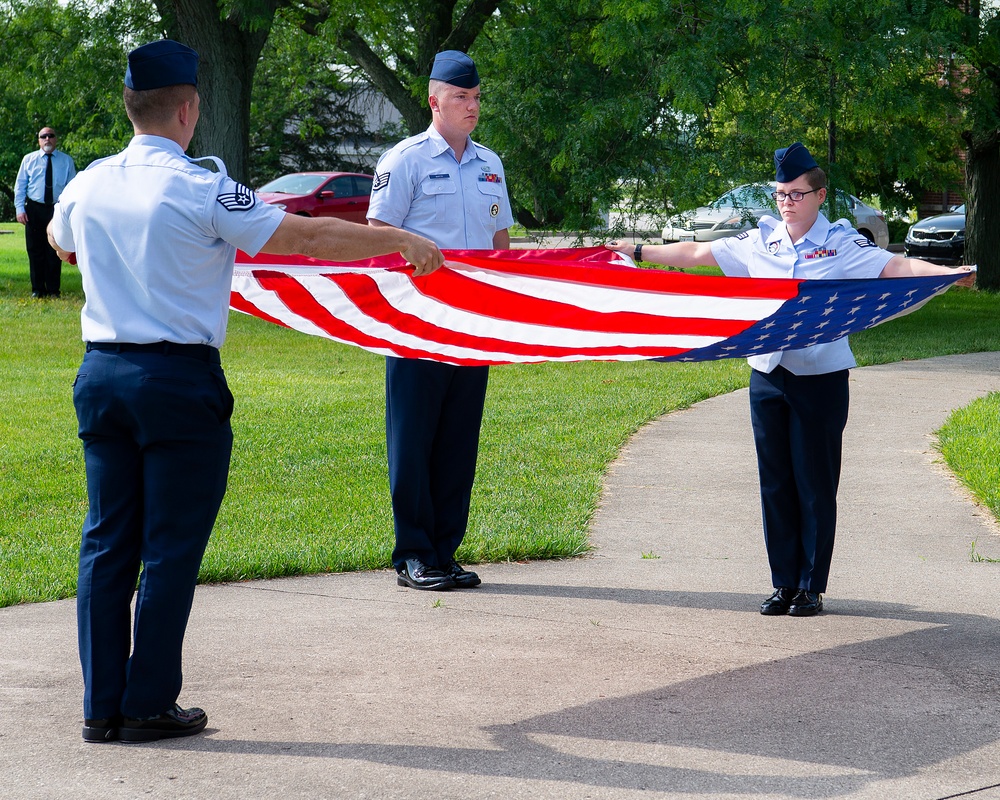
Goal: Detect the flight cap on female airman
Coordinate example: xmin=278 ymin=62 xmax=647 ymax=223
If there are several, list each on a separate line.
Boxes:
xmin=774 ymin=142 xmax=818 ymax=182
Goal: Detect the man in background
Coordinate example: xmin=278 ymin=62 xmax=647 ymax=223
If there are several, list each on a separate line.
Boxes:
xmin=15 ymin=126 xmax=76 ymax=297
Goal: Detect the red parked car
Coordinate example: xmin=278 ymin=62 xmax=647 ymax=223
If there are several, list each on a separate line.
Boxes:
xmin=256 ymin=172 xmax=374 ymax=224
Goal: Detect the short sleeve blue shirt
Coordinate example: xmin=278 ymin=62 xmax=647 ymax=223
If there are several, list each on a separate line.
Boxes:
xmin=367 ymin=125 xmax=514 ymax=249
xmin=711 ymin=212 xmax=895 ymax=375
xmin=51 ymin=135 xmax=285 ymax=347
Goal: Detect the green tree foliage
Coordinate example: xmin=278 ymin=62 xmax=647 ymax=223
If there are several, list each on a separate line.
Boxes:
xmin=0 ymin=0 xmax=158 ymax=218
xmin=474 ymin=0 xmax=683 ymax=230
xmin=477 ymin=0 xmax=967 ymax=231
xmin=324 ymin=0 xmax=506 ymax=134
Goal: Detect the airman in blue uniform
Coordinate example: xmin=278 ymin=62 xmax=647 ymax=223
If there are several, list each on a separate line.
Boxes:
xmin=368 ymin=51 xmax=514 ymax=590
xmin=49 ymin=39 xmax=444 ymax=743
xmin=608 ymin=142 xmax=974 ymax=617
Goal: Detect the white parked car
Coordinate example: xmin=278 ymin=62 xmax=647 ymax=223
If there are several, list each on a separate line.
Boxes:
xmin=662 ymin=183 xmax=890 ymax=249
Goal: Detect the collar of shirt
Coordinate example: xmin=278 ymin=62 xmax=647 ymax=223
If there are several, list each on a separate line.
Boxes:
xmin=130 ymin=133 xmax=186 ymax=155
xmin=761 ymin=211 xmax=833 ymax=252
xmin=29 ymin=148 xmax=62 ymax=163
xmin=424 ymin=124 xmax=480 ymax=165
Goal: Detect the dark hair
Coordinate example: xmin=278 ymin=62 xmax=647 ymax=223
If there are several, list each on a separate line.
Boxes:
xmin=123 ymin=84 xmax=196 ymax=127
xmin=802 ymin=166 xmax=827 ymax=191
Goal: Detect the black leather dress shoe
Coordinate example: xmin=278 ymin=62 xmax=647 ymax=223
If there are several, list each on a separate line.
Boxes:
xmin=788 ymin=589 xmax=823 ymax=617
xmin=445 ymin=559 xmax=482 ymax=588
xmin=119 ymin=704 xmax=207 ymax=742
xmin=82 ymin=715 xmax=122 ymax=743
xmin=760 ymin=587 xmax=796 ymax=616
xmin=396 ymin=559 xmax=455 ymax=590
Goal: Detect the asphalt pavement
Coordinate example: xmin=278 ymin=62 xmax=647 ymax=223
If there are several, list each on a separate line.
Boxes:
xmin=2 ymin=352 xmax=1000 ymax=800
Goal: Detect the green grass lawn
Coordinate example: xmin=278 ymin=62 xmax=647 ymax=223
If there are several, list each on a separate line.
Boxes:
xmin=938 ymin=392 xmax=1000 ymax=524
xmin=2 ymin=223 xmax=998 ymax=607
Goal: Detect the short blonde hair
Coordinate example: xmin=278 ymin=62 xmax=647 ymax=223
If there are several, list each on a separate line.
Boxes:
xmin=123 ymin=84 xmax=196 ymax=127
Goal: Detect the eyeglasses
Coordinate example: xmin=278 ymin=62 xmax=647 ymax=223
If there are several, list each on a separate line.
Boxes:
xmin=39 ymin=133 xmax=56 ymax=139
xmin=772 ymin=188 xmax=822 ymax=202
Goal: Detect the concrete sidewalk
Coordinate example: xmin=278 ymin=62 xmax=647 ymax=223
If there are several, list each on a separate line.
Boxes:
xmin=3 ymin=353 xmax=1000 ymax=800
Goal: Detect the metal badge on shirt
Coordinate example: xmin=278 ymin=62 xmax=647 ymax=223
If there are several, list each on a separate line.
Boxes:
xmin=217 ymin=183 xmax=257 ymax=211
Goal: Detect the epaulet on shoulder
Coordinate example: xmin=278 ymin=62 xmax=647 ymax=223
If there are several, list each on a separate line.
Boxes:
xmin=395 ymin=132 xmax=431 ymax=154
xmin=830 ymin=217 xmax=853 ymax=231
xmin=84 ymin=154 xmax=117 ymax=171
xmin=757 ymin=214 xmax=780 ymax=234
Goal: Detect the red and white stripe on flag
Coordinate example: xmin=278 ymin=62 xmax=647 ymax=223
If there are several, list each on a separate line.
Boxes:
xmin=231 ymin=247 xmax=960 ymax=366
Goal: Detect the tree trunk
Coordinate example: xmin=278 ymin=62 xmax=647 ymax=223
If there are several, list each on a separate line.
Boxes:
xmin=156 ymin=0 xmax=278 ymax=185
xmin=964 ymin=130 xmax=1000 ymax=291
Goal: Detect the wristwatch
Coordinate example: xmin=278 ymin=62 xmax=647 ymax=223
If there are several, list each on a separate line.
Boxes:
xmin=634 ymin=244 xmax=643 ymax=262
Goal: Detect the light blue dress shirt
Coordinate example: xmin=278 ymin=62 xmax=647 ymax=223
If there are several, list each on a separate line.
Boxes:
xmin=14 ymin=148 xmax=76 ymax=211
xmin=50 ymin=135 xmax=284 ymax=347
xmin=367 ymin=125 xmax=514 ymax=249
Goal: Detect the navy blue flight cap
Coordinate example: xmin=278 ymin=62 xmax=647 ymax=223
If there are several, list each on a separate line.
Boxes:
xmin=125 ymin=39 xmax=199 ymax=91
xmin=774 ymin=142 xmax=819 ymax=182
xmin=430 ymin=50 xmax=480 ymax=88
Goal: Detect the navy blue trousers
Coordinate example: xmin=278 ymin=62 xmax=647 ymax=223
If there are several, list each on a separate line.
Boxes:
xmin=749 ymin=366 xmax=849 ymax=594
xmin=74 ymin=346 xmax=233 ymax=720
xmin=385 ymin=357 xmax=488 ymax=571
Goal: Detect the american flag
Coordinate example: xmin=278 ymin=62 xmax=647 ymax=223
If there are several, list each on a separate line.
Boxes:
xmin=231 ymin=247 xmax=962 ymax=367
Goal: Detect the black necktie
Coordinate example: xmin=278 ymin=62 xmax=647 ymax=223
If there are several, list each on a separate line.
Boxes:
xmin=44 ymin=154 xmax=53 ymax=205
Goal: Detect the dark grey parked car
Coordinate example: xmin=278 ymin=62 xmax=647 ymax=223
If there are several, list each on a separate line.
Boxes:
xmin=904 ymin=205 xmax=965 ymax=265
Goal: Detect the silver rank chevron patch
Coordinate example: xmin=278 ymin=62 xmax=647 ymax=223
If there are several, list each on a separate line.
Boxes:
xmin=373 ymin=171 xmax=390 ymax=191
xmin=217 ymin=183 xmax=257 ymax=211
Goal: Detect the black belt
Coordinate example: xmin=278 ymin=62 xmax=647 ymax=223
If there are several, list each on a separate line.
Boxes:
xmin=85 ymin=341 xmax=220 ymax=363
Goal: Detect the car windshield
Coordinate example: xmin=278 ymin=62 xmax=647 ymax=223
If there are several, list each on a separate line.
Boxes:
xmin=712 ymin=185 xmax=773 ymax=210
xmin=258 ymin=174 xmax=327 ymax=195
xmin=955 ymin=204 xmax=966 ymax=214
